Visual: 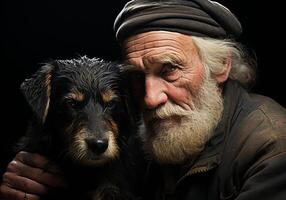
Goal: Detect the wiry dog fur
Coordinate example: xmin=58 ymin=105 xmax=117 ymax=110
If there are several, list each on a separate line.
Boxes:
xmin=17 ymin=56 xmax=137 ymax=200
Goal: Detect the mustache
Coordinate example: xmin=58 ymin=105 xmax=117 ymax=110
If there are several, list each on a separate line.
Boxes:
xmin=143 ymin=101 xmax=192 ymax=124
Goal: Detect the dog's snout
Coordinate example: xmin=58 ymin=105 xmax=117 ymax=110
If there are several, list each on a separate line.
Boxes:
xmin=85 ymin=138 xmax=108 ymax=154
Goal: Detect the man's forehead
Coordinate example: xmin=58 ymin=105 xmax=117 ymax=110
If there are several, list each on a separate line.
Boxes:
xmin=144 ymin=53 xmax=184 ymax=65
xmin=122 ymin=31 xmax=196 ymax=64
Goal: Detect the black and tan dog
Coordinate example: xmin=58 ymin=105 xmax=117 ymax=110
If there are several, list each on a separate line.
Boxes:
xmin=18 ymin=56 xmax=137 ymax=200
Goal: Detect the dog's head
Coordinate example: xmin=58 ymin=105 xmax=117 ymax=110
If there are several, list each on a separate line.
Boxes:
xmin=21 ymin=56 xmax=131 ymax=166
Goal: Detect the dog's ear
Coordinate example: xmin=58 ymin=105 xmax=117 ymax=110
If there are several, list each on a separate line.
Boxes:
xmin=20 ymin=64 xmax=55 ymax=124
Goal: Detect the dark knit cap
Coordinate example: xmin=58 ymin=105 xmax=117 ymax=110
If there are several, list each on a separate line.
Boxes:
xmin=114 ymin=0 xmax=242 ymax=43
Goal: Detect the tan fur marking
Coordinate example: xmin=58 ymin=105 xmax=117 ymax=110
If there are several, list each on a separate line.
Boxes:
xmin=108 ymin=119 xmax=119 ymax=136
xmin=42 ymin=68 xmax=53 ymax=123
xmin=101 ymin=90 xmax=117 ymax=103
xmin=69 ymin=128 xmax=88 ymax=161
xmin=68 ymin=91 xmax=85 ymax=102
xmin=104 ymin=131 xmax=119 ymax=159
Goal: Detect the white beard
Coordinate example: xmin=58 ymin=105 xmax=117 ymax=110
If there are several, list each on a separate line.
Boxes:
xmin=139 ymin=73 xmax=224 ymax=164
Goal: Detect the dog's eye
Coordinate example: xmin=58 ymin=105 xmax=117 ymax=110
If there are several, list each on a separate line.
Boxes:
xmin=106 ymin=100 xmax=116 ymax=110
xmin=64 ymin=98 xmax=79 ymax=108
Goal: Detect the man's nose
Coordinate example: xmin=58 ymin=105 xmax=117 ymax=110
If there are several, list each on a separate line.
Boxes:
xmin=144 ymin=76 xmax=167 ymax=109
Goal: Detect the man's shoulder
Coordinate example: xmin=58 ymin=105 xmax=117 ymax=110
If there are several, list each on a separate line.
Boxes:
xmin=218 ymin=93 xmax=286 ymax=199
xmin=222 ymin=92 xmax=286 ymax=170
xmin=240 ymin=93 xmax=286 ymax=136
xmin=223 ymin=80 xmax=286 ymax=139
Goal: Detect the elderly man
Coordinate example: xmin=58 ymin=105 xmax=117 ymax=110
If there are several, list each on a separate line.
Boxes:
xmin=1 ymin=0 xmax=286 ymax=199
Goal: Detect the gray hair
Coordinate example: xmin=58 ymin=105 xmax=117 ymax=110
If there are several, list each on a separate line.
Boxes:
xmin=192 ymin=36 xmax=256 ymax=87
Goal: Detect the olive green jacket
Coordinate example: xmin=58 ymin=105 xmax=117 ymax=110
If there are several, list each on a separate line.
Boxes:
xmin=135 ymin=80 xmax=286 ymax=200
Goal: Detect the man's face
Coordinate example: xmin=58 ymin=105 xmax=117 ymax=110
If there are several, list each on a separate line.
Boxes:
xmin=123 ymin=31 xmax=223 ymax=163
xmin=123 ymin=31 xmax=205 ymax=112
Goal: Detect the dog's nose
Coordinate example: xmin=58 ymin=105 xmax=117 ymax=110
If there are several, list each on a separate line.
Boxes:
xmin=85 ymin=138 xmax=108 ymax=154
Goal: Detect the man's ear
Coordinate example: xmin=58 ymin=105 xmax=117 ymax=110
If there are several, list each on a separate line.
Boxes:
xmin=215 ymin=57 xmax=231 ymax=83
xmin=20 ymin=64 xmax=55 ymax=124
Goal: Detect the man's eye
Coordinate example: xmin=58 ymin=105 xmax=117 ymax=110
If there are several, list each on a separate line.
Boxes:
xmin=160 ymin=64 xmax=180 ymax=82
xmin=161 ymin=64 xmax=178 ymax=75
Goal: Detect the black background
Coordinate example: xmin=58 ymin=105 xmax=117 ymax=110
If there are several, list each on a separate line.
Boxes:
xmin=1 ymin=0 xmax=285 ymax=175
